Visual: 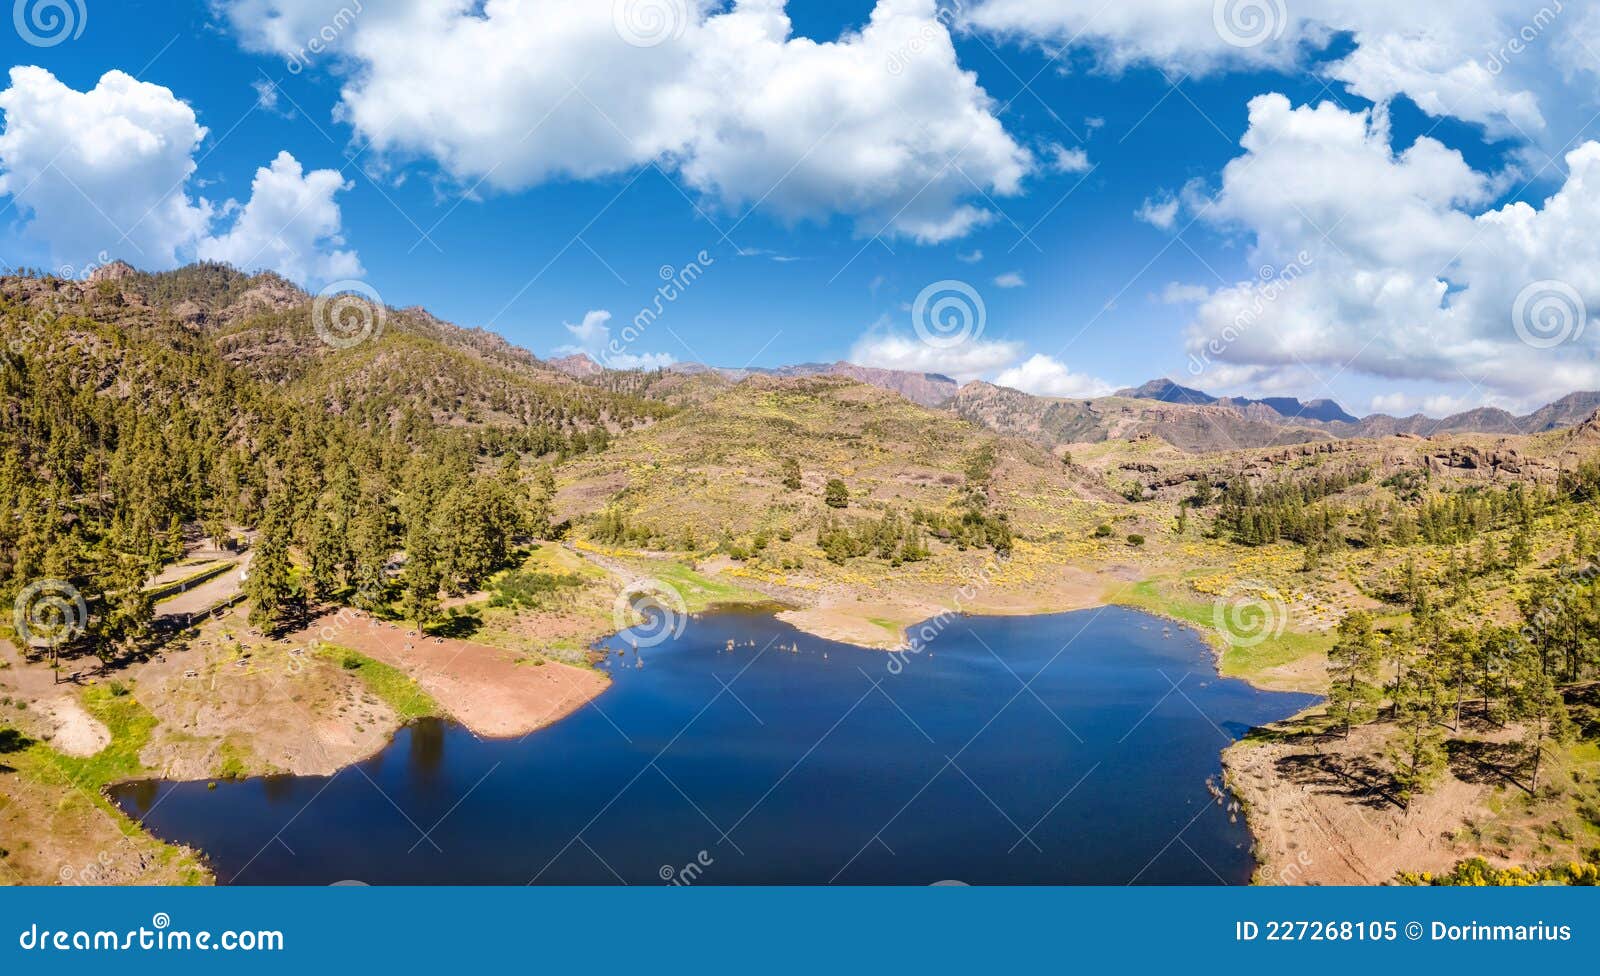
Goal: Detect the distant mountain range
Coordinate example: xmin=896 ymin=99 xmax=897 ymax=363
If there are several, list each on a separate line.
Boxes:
xmin=551 ymin=352 xmax=1600 ymax=453
xmin=550 ymin=356 xmax=961 ymax=408
xmin=1114 ymin=378 xmax=1359 ymax=424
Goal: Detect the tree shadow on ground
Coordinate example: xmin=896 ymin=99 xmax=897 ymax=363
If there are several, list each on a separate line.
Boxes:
xmin=1447 ymin=738 xmax=1528 ymax=793
xmin=0 ymin=728 xmax=34 ymax=773
xmin=431 ymin=608 xmax=483 ymax=640
xmin=1273 ymin=750 xmax=1405 ymax=811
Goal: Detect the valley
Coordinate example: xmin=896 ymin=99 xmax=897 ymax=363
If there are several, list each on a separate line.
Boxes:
xmin=3 ymin=264 xmax=1600 ymax=886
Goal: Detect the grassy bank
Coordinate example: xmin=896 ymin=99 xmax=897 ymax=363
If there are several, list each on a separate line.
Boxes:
xmin=4 ymin=684 xmax=210 ymax=885
xmin=316 ymin=645 xmax=443 ymax=722
xmin=1111 ymin=578 xmax=1331 ymax=689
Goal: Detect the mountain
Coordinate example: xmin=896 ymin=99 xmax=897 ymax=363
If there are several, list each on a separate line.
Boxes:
xmin=549 ymin=353 xmax=605 ymax=379
xmin=1342 ymin=393 xmax=1600 ymax=437
xmin=1118 ymin=377 xmax=1359 ymax=424
xmin=1114 ymin=378 xmax=1216 ymax=405
xmin=1238 ymin=396 xmax=1359 ymax=424
xmin=4 ymin=263 xmax=668 ymax=436
xmin=952 ymin=382 xmax=1334 ymax=453
xmin=663 ymin=360 xmax=959 ymax=408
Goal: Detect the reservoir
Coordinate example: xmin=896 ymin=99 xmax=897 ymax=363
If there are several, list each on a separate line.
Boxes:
xmin=111 ymin=606 xmax=1316 ymax=884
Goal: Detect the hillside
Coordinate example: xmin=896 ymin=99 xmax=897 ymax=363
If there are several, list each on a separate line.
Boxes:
xmin=658 ymin=359 xmax=958 ymax=407
xmin=1117 ymin=375 xmax=1600 ymax=442
xmin=951 ymin=382 xmax=1335 ymax=453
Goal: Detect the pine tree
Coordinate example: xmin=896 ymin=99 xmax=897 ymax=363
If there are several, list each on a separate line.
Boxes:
xmin=245 ymin=501 xmax=293 ymax=634
xmin=1513 ymin=662 xmax=1573 ymax=791
xmin=1326 ymin=611 xmax=1381 ymax=737
xmin=1387 ymin=659 xmax=1448 ymax=805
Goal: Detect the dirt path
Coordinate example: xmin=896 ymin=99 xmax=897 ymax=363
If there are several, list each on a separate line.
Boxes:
xmin=288 ymin=611 xmax=610 ymax=738
xmin=155 ymin=558 xmax=246 ymax=620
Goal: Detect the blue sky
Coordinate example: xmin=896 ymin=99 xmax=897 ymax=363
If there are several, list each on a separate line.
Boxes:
xmin=4 ymin=1 xmax=1600 ymax=416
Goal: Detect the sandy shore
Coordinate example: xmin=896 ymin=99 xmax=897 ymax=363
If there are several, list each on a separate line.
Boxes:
xmin=1224 ymin=721 xmax=1493 ymax=885
xmin=288 ymin=610 xmax=610 ymax=739
xmin=776 ymin=565 xmax=1115 ymax=650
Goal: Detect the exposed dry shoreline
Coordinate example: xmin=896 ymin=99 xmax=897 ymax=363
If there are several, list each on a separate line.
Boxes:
xmin=774 ymin=565 xmax=1117 ymax=651
xmin=285 ymin=610 xmax=610 ymax=740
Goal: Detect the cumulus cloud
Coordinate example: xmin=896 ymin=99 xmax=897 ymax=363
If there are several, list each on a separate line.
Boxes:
xmin=1160 ymin=282 xmax=1211 ymax=304
xmin=198 ymin=151 xmax=361 ymax=284
xmin=993 ymin=271 xmax=1026 ymax=288
xmin=1135 ymin=193 xmax=1180 ymax=230
xmin=994 ymin=353 xmax=1112 ymax=398
xmin=1180 ymin=92 xmax=1600 ymax=402
xmin=849 ymin=325 xmax=1023 ymax=381
xmin=963 ymin=0 xmax=1554 ymax=138
xmin=1369 ymin=391 xmax=1492 ymax=417
xmin=848 ymin=312 xmax=1111 ymax=395
xmin=1045 ymin=144 xmax=1092 ymax=174
xmin=0 ymin=67 xmax=358 ymax=285
xmin=0 ymin=67 xmax=213 ymax=270
xmin=555 ymin=309 xmax=676 ymax=371
xmin=218 ymin=0 xmax=1031 ymax=243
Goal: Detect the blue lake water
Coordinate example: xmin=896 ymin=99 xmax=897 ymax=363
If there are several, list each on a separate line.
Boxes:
xmin=110 ymin=606 xmax=1316 ymax=884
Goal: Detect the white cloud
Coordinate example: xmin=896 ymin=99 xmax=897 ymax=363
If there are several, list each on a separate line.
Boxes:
xmin=220 ymin=0 xmax=1031 ymax=244
xmin=556 ymin=309 xmax=676 ymax=371
xmin=849 ymin=326 xmax=1023 ymax=382
xmin=1369 ymin=392 xmax=1487 ymax=417
xmin=1160 ymin=282 xmax=1211 ymax=304
xmin=251 ymin=78 xmax=295 ymax=118
xmin=994 ymin=353 xmax=1113 ymax=398
xmin=1369 ymin=392 xmax=1414 ymax=414
xmin=957 ymin=249 xmax=984 ymax=263
xmin=198 ymin=151 xmax=361 ymax=284
xmin=963 ymin=0 xmax=1555 ymax=138
xmin=993 ymin=271 xmax=1026 ymax=288
xmin=1045 ymin=143 xmax=1092 ymax=174
xmin=1182 ymin=92 xmax=1600 ymax=402
xmin=1135 ymin=193 xmax=1180 ymax=230
xmin=848 ymin=316 xmax=1111 ymax=395
xmin=0 ymin=67 xmax=212 ymax=270
xmin=0 ymin=67 xmax=358 ymax=285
